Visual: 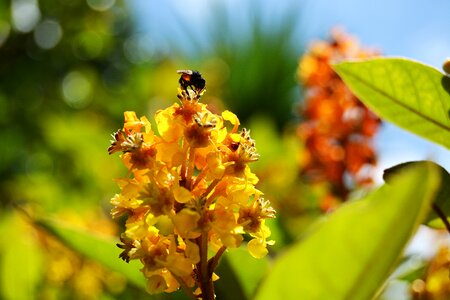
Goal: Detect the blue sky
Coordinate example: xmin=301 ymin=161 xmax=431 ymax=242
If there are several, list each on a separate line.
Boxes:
xmin=129 ymin=0 xmax=450 ymax=180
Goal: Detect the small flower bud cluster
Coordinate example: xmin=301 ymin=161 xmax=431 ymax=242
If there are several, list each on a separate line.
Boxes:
xmin=297 ymin=28 xmax=381 ymax=203
xmin=108 ymin=73 xmax=275 ymax=295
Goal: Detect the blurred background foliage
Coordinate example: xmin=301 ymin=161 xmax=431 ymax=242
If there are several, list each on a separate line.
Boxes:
xmin=0 ymin=1 xmax=303 ymax=299
xmin=0 ymin=0 xmax=448 ymax=299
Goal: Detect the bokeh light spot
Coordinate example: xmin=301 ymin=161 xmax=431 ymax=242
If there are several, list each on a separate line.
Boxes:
xmin=34 ymin=20 xmax=63 ymax=49
xmin=123 ymin=34 xmax=155 ymax=64
xmin=62 ymin=71 xmax=93 ymax=109
xmin=87 ymin=0 xmax=116 ymax=12
xmin=11 ymin=0 xmax=41 ymax=33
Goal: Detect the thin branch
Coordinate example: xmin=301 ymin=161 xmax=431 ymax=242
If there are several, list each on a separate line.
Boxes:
xmin=197 ymin=233 xmax=215 ymax=300
xmin=192 ymin=167 xmax=208 ymax=190
xmin=432 ymin=202 xmax=450 ymax=235
xmin=186 ymin=147 xmax=196 ymax=190
xmin=180 ymin=142 xmax=189 ymax=187
xmin=208 ymin=246 xmax=227 ymax=273
xmin=200 ymin=178 xmax=221 ymax=201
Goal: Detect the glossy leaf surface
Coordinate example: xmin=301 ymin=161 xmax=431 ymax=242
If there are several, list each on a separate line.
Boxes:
xmin=255 ymin=163 xmax=440 ymax=300
xmin=334 ymin=58 xmax=450 ymax=149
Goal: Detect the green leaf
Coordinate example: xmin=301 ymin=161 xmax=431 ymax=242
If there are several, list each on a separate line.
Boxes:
xmin=215 ymin=254 xmax=249 ymax=300
xmin=255 ymin=162 xmax=440 ymax=300
xmin=334 ymin=58 xmax=450 ymax=149
xmin=383 ymin=160 xmax=450 ymax=228
xmin=36 ymin=218 xmax=148 ymax=291
xmin=217 ymin=246 xmax=269 ymax=299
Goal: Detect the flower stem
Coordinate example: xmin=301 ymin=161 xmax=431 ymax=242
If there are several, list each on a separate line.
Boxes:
xmin=192 ymin=168 xmax=208 ymax=190
xmin=208 ymin=246 xmax=226 ymax=272
xmin=180 ymin=143 xmax=189 ymax=187
xmin=432 ymin=202 xmax=450 ymax=235
xmin=200 ymin=178 xmax=221 ymax=202
xmin=186 ymin=147 xmax=196 ymax=190
xmin=204 ymin=182 xmax=225 ymax=208
xmin=197 ymin=233 xmax=215 ymax=300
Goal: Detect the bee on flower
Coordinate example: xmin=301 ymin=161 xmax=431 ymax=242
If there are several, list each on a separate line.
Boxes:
xmin=108 ymin=70 xmax=275 ymax=299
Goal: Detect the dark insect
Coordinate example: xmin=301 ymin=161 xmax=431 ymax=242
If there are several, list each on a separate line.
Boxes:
xmin=177 ymin=70 xmax=206 ymax=94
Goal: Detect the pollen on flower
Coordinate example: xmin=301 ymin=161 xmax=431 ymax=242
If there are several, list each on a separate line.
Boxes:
xmin=108 ymin=70 xmax=276 ymax=297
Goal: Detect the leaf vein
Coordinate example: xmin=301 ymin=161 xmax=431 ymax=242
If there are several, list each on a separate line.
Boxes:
xmin=341 ymin=67 xmax=450 ymax=132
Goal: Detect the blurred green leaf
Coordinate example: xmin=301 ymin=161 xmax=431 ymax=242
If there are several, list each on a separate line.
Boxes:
xmin=36 ymin=218 xmax=148 ymax=292
xmin=334 ymin=58 xmax=450 ymax=149
xmin=220 ymin=247 xmax=269 ymax=299
xmin=215 ymin=254 xmax=248 ymax=300
xmin=0 ymin=213 xmax=44 ymax=300
xmin=255 ymin=162 xmax=440 ymax=300
xmin=383 ymin=160 xmax=450 ymax=229
xmin=195 ymin=2 xmax=301 ymax=129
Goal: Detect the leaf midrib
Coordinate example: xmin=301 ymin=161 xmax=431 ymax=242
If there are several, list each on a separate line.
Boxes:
xmin=338 ymin=65 xmax=450 ymax=132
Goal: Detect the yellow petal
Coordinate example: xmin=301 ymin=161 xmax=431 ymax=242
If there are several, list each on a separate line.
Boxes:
xmin=172 ymin=209 xmax=201 ymax=239
xmin=185 ymin=240 xmax=200 ymax=264
xmin=124 ymin=111 xmax=139 ymax=123
xmin=247 ymin=238 xmax=268 ymax=259
xmin=173 ymin=185 xmax=193 ymax=203
xmin=229 ymin=133 xmax=241 ymax=143
xmin=206 ymin=152 xmax=225 ymax=179
xmin=155 ymin=141 xmax=183 ymax=165
xmin=146 ymin=274 xmax=167 ymax=294
xmin=167 ymin=255 xmax=193 ymax=277
xmin=215 ymin=127 xmax=228 ymax=143
xmin=140 ymin=115 xmax=152 ymax=133
xmin=155 ymin=104 xmax=183 ymax=141
xmin=222 ymin=110 xmax=240 ymax=132
xmin=124 ymin=111 xmax=144 ymax=132
xmin=222 ymin=110 xmax=239 ymax=125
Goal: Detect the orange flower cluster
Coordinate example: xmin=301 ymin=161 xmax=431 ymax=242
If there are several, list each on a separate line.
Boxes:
xmin=297 ymin=29 xmax=381 ymax=202
xmin=108 ymin=71 xmax=275 ymax=297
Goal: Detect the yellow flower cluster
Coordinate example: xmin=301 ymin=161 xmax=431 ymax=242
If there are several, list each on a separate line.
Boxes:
xmin=108 ymin=71 xmax=275 ymax=296
xmin=411 ymin=246 xmax=450 ymax=299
